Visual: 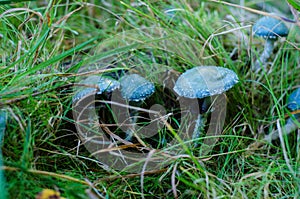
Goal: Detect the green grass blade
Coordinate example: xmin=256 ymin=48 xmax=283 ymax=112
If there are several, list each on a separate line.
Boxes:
xmin=287 ymin=0 xmax=300 ymax=11
xmin=12 ymin=36 xmax=100 ymax=81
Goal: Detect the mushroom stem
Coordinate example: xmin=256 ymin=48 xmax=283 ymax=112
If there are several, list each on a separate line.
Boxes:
xmin=264 ymin=115 xmax=300 ymax=142
xmin=87 ymin=106 xmax=97 ymax=127
xmin=192 ymin=97 xmax=211 ymax=144
xmin=252 ymin=39 xmax=275 ymax=72
xmin=201 ymin=97 xmax=211 ymax=113
xmin=125 ymin=109 xmax=139 ymax=141
xmin=124 ymin=108 xmax=148 ymax=147
xmin=192 ymin=114 xmax=205 ymax=139
xmin=192 ymin=114 xmax=206 ymax=143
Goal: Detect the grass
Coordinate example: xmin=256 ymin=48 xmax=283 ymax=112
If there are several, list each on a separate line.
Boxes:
xmin=1 ymin=0 xmax=300 ymax=198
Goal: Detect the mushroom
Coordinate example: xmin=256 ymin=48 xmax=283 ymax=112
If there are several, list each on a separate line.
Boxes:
xmin=252 ymin=16 xmax=289 ymax=72
xmin=72 ymin=76 xmax=120 ymax=127
xmin=0 ymin=108 xmax=7 ymax=141
xmin=265 ymin=88 xmax=300 ymax=142
xmin=119 ymin=74 xmax=155 ymax=141
xmin=73 ymin=76 xmax=120 ymax=104
xmin=173 ymin=66 xmax=239 ymax=145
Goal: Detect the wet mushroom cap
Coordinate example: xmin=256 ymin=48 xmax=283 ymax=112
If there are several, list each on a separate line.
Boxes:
xmin=73 ymin=87 xmax=97 ymax=103
xmin=287 ymin=88 xmax=300 ymax=111
xmin=73 ymin=76 xmax=120 ymax=103
xmin=253 ymin=16 xmax=289 ymax=39
xmin=0 ymin=109 xmax=7 ymax=133
xmin=120 ymin=74 xmax=155 ymax=102
xmin=97 ymin=76 xmax=120 ymax=94
xmin=173 ymin=66 xmax=239 ymax=99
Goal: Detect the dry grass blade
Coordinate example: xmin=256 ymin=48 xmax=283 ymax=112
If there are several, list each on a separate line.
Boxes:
xmin=276 ymin=120 xmax=297 ymax=179
xmin=171 ymin=162 xmax=179 ymax=199
xmin=140 ymin=149 xmax=156 ymax=199
xmin=209 ymin=0 xmax=300 ymax=25
xmin=0 ymin=8 xmax=43 ymax=22
xmin=2 ymin=166 xmax=89 ymax=185
xmin=94 ymin=169 xmax=167 ymax=184
xmin=90 ymin=143 xmax=140 ymax=156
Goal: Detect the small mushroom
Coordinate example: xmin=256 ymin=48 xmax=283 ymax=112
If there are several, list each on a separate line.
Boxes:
xmin=73 ymin=76 xmax=120 ymax=127
xmin=73 ymin=76 xmax=120 ymax=103
xmin=0 ymin=108 xmax=7 ymax=143
xmin=287 ymin=88 xmax=300 ymax=112
xmin=173 ymin=66 xmax=239 ymax=144
xmin=252 ymin=16 xmax=289 ymax=72
xmin=119 ymin=74 xmax=155 ymax=141
xmin=265 ymin=88 xmax=300 ymax=142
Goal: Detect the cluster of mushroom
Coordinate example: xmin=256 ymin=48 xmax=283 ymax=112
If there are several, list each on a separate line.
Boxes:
xmin=72 ymin=16 xmax=295 ymax=147
xmin=251 ymin=16 xmax=300 ymax=143
xmin=73 ymin=73 xmax=155 ymax=141
xmin=73 ymin=65 xmax=239 ymax=145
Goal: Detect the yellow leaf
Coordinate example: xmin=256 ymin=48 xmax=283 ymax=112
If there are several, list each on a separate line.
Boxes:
xmin=35 ymin=189 xmax=66 ymax=199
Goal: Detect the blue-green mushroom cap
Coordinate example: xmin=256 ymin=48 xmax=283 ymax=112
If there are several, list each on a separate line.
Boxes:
xmin=173 ymin=66 xmax=239 ymax=99
xmin=73 ymin=76 xmax=120 ymax=103
xmin=0 ymin=109 xmax=7 ymax=138
xmin=120 ymin=74 xmax=155 ymax=102
xmin=287 ymin=88 xmax=300 ymax=111
xmin=97 ymin=76 xmax=120 ymax=94
xmin=253 ymin=16 xmax=289 ymax=39
xmin=73 ymin=87 xmax=97 ymax=103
